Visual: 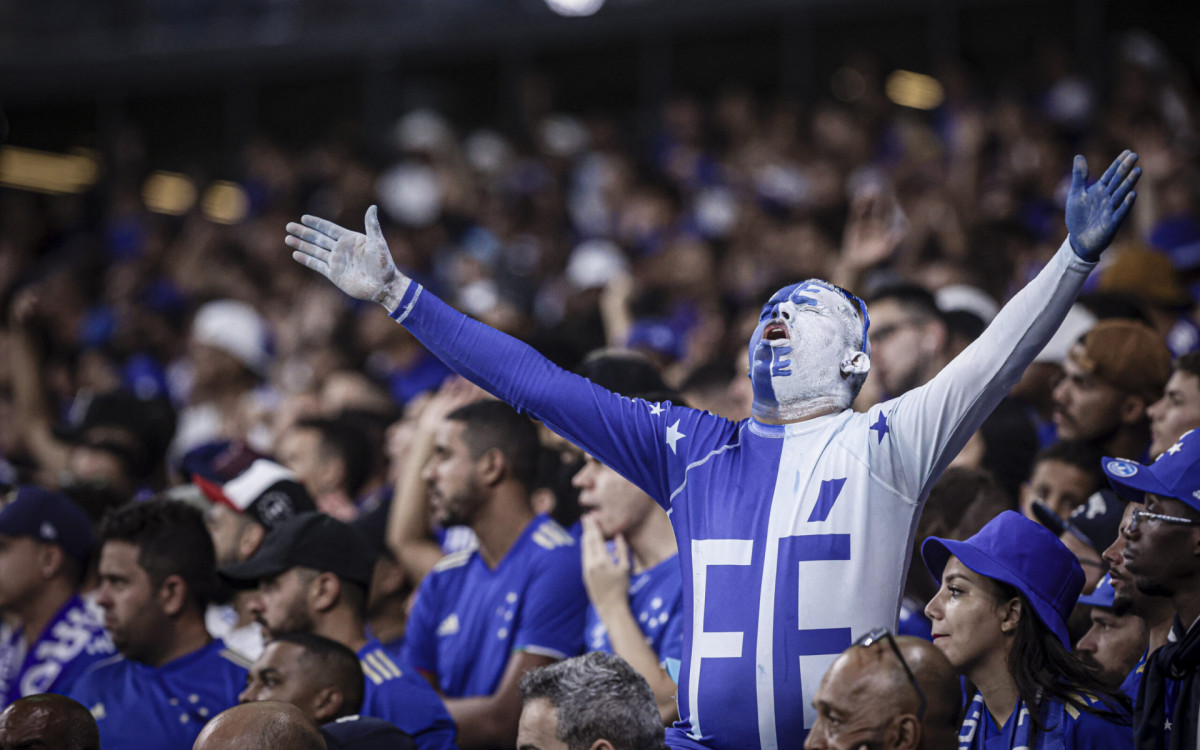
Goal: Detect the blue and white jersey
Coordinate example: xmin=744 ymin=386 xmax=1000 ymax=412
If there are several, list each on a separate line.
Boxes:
xmin=961 ymin=694 xmax=1132 ymax=750
xmin=402 ymin=515 xmax=587 ymax=698
xmin=586 ymin=553 xmax=683 ymax=665
xmin=357 ymin=638 xmax=458 ymax=750
xmin=0 ymin=594 xmax=115 ymax=705
xmin=67 ymin=639 xmax=249 ymax=750
xmin=388 ymin=240 xmax=1094 ymax=749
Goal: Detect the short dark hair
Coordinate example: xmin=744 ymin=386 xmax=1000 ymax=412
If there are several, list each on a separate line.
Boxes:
xmin=519 ymin=653 xmax=666 ymax=750
xmin=293 ymin=416 xmax=374 ymax=498
xmin=1032 ymin=440 xmax=1104 ymax=488
xmin=272 ymin=632 xmax=365 ymax=718
xmin=868 ymin=283 xmax=943 ymax=323
xmin=99 ymin=499 xmax=217 ymax=612
xmin=446 ymin=400 xmax=540 ymax=488
xmin=1 ymin=694 xmax=100 ymax=750
xmin=1175 ymin=351 xmax=1200 ymax=382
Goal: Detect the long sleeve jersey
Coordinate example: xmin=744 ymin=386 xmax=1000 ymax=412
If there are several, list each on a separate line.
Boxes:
xmin=386 ymin=239 xmax=1093 ymax=750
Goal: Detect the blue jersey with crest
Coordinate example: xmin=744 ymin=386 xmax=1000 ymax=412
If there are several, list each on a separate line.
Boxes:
xmin=0 ymin=594 xmax=115 ymax=705
xmin=356 ymin=638 xmax=458 ymax=750
xmin=586 ymin=553 xmax=683 ymax=665
xmin=387 ymin=240 xmax=1093 ymax=749
xmin=402 ymin=515 xmax=587 ymax=698
xmin=67 ymin=639 xmax=248 ymax=750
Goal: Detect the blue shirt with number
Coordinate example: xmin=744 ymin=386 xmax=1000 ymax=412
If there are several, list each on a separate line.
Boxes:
xmin=402 ymin=514 xmax=586 ymax=698
xmin=386 ymin=239 xmax=1094 ymax=749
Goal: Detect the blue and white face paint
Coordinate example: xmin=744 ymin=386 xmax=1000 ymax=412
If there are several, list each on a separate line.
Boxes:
xmin=748 ymin=280 xmax=871 ymax=423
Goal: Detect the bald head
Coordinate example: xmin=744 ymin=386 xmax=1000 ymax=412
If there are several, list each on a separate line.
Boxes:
xmin=0 ymin=694 xmax=100 ymax=750
xmin=806 ymin=635 xmax=961 ymax=750
xmin=193 ymin=702 xmax=325 ymax=750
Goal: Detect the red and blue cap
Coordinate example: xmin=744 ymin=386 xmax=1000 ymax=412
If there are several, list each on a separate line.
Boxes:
xmin=1103 ymin=429 xmax=1200 ymax=511
xmin=922 ymin=510 xmax=1084 ymax=648
xmin=0 ymin=486 xmax=95 ymax=564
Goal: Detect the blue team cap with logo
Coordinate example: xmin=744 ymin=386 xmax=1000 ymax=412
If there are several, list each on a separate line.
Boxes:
xmin=922 ymin=510 xmax=1084 ymax=648
xmin=1078 ymin=573 xmax=1117 ymax=608
xmin=0 ymin=486 xmax=95 ymax=564
xmin=321 ymin=715 xmax=415 ymax=750
xmin=1103 ymin=429 xmax=1200 ymax=512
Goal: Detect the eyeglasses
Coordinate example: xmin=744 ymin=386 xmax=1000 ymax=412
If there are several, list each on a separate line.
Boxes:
xmin=1129 ymin=506 xmax=1200 ymax=533
xmin=854 ymin=628 xmax=927 ymax=720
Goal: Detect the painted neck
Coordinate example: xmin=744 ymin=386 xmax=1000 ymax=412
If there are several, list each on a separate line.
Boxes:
xmin=751 ymin=394 xmax=846 ymax=425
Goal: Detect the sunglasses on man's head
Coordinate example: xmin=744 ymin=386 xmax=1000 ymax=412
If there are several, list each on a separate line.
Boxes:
xmin=853 ymin=627 xmax=927 ymax=720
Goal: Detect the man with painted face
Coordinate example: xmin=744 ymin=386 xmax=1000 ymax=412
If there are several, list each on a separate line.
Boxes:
xmin=287 ymin=151 xmax=1141 ymax=750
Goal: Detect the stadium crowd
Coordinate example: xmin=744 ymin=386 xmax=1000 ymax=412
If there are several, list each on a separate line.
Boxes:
xmin=0 ymin=26 xmax=1199 ymax=750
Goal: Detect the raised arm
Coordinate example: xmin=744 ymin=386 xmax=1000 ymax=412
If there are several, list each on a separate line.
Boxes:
xmin=882 ymin=151 xmax=1141 ymax=497
xmin=287 ymin=209 xmax=726 ymax=507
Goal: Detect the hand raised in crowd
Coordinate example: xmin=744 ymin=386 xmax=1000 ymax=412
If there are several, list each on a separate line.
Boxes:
xmin=1065 ymin=150 xmax=1142 ymax=262
xmin=287 ymin=205 xmax=410 ymax=313
xmin=580 ymin=514 xmax=632 ymax=614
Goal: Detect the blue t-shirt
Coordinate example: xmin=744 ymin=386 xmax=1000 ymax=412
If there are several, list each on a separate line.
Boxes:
xmin=0 ymin=594 xmax=115 ymax=705
xmin=68 ymin=639 xmax=249 ymax=750
xmin=1120 ymin=650 xmax=1145 ymax=706
xmin=357 ymin=638 xmax=457 ymax=750
xmin=387 ymin=239 xmax=1093 ymax=749
xmin=586 ymin=553 xmax=683 ymax=666
xmin=402 ymin=515 xmax=587 ymax=698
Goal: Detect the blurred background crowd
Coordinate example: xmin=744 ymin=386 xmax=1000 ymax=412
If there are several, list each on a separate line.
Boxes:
xmin=1 ymin=0 xmax=1199 ymax=747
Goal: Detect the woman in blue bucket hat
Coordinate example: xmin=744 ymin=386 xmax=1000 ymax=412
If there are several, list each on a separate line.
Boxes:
xmin=922 ymin=510 xmax=1132 ymax=749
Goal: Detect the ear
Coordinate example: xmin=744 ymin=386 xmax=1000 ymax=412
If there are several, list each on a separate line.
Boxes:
xmin=1119 ymin=394 xmax=1148 ymax=425
xmin=925 ymin=322 xmax=947 ymax=354
xmin=37 ymin=543 xmax=66 ymax=580
xmin=586 ymin=740 xmax=616 ymax=750
xmin=158 ymin=574 xmax=190 ymax=617
xmin=310 ymin=685 xmax=345 ymax=723
xmin=309 ymin=571 xmax=342 ymax=613
xmin=530 ymin=488 xmax=557 ymax=516
xmin=998 ymin=596 xmax=1022 ymax=635
xmin=840 ymin=351 xmax=871 ymax=376
xmin=476 ymin=447 xmax=506 ymax=486
xmin=892 ymin=713 xmax=922 ymax=750
xmin=238 ymin=523 xmax=266 ymax=562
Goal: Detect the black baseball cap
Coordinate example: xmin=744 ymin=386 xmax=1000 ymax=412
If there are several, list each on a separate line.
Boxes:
xmin=0 ymin=486 xmax=94 ymax=564
xmin=219 ymin=512 xmax=374 ymax=589
xmin=1032 ymin=489 xmax=1126 ymax=555
xmin=321 ymin=715 xmax=416 ymax=750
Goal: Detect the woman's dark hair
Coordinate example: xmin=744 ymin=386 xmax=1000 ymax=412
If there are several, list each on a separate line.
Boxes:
xmin=990 ymin=579 xmax=1131 ymax=733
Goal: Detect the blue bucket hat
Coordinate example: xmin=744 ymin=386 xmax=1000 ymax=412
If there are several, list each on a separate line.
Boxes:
xmin=922 ymin=510 xmax=1085 ymax=648
xmin=1103 ymin=428 xmax=1200 ymax=512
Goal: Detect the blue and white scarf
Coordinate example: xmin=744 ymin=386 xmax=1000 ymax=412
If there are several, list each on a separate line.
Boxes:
xmin=958 ymin=692 xmax=1066 ymax=750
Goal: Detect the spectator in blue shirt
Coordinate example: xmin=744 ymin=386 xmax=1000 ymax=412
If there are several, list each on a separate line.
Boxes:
xmin=68 ymin=499 xmax=250 ymax=750
xmin=402 ymin=399 xmax=588 ymax=749
xmin=221 ymin=511 xmax=457 ymax=750
xmin=0 ymin=486 xmax=114 ymax=705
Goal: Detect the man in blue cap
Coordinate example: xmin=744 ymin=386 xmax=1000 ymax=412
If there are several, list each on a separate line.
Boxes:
xmin=1105 ymin=427 xmax=1200 ymax=748
xmin=0 ymin=486 xmax=114 ymax=705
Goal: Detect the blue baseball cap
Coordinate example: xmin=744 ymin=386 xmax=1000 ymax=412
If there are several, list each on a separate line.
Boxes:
xmin=1103 ymin=428 xmax=1200 ymax=511
xmin=0 ymin=486 xmax=95 ymax=564
xmin=1032 ymin=489 xmax=1126 ymax=554
xmin=1078 ymin=573 xmax=1117 ymax=608
xmin=922 ymin=510 xmax=1084 ymax=648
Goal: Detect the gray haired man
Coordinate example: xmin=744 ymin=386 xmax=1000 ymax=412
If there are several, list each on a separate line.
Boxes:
xmin=518 ymin=652 xmax=667 ymax=750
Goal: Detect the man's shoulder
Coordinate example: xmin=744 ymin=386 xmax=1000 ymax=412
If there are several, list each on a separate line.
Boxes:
xmin=431 ymin=548 xmax=475 ymax=575
xmin=524 ymin=517 xmax=577 ymax=556
xmin=68 ymin=652 xmax=129 ymax=693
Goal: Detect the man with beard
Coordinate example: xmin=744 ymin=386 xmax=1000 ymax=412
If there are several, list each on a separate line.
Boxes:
xmin=401 ymin=400 xmax=588 ymax=749
xmin=1104 ymin=428 xmax=1200 ymax=747
xmin=67 ymin=500 xmax=249 ymax=750
xmin=289 ymin=151 xmax=1141 ymax=748
xmin=220 ymin=512 xmax=456 ymax=750
xmin=1075 ymin=575 xmax=1149 ymax=692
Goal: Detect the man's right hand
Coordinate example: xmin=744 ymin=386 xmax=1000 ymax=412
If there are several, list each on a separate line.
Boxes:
xmin=286 ymin=205 xmax=410 ymax=313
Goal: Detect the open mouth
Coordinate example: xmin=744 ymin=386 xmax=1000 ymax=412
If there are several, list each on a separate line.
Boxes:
xmin=763 ymin=321 xmax=789 ymax=342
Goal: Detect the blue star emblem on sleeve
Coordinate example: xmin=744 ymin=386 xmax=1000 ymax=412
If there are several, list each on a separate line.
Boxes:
xmin=870 ymin=412 xmax=890 ymax=443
